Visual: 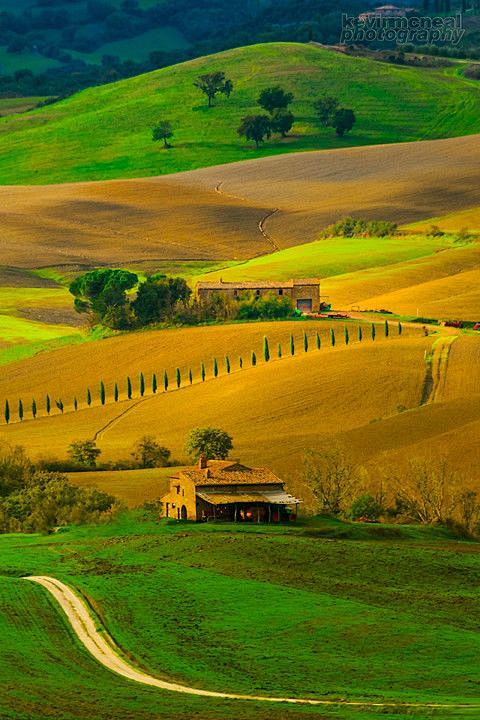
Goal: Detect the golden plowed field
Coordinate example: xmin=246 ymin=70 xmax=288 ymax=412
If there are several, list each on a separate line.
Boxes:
xmin=2 ymin=135 xmax=480 ymax=268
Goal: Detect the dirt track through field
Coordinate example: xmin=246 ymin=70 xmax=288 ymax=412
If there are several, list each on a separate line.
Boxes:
xmin=2 ymin=134 xmax=480 ymax=268
xmin=25 ymin=575 xmax=480 ymax=711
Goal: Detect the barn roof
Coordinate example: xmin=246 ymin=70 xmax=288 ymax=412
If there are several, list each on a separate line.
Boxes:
xmin=171 ymin=460 xmax=283 ymax=486
xmin=196 ymin=278 xmax=320 ymax=291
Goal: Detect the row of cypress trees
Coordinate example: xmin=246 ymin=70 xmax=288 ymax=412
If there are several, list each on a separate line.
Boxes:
xmin=2 ymin=321 xmax=401 ymax=425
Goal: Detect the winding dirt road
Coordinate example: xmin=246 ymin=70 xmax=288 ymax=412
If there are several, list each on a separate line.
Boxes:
xmin=25 ymin=575 xmax=480 ymax=711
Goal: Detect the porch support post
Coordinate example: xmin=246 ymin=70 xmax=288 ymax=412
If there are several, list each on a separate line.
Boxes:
xmin=234 ymin=504 xmax=238 ymax=523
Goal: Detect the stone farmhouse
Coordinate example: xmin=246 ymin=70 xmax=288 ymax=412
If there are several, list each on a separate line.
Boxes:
xmin=196 ymin=278 xmax=321 ymax=314
xmin=162 ymin=456 xmax=302 ymax=523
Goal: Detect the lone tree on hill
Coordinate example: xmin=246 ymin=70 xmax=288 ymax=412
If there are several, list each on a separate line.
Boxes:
xmin=152 ymin=120 xmax=174 ymax=149
xmin=194 ymin=72 xmax=233 ymax=107
xmin=132 ymin=436 xmax=171 ymax=468
xmin=186 ymin=427 xmax=233 ymax=461
xmin=314 ymin=95 xmax=340 ymax=127
xmin=271 ymin=109 xmax=295 ymax=137
xmin=68 ymin=440 xmax=101 ymax=468
xmin=237 ymin=115 xmax=271 ymax=149
xmin=258 ymin=86 xmax=294 ymax=114
xmin=334 ymin=108 xmax=356 ymax=137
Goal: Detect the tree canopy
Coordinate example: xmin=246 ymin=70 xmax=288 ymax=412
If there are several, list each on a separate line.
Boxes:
xmin=237 ymin=114 xmax=272 ymax=148
xmin=194 ymin=72 xmax=233 ymax=106
xmin=186 ymin=427 xmax=233 ymax=460
xmin=69 ymin=268 xmax=138 ymax=326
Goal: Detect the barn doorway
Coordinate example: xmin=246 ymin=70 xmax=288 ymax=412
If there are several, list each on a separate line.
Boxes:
xmin=296 ymin=299 xmax=312 ymax=312
xmin=180 ymin=505 xmax=188 ymax=520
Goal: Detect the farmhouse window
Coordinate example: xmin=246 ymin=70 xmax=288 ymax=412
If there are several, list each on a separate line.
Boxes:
xmin=279 ymin=289 xmax=283 ymax=295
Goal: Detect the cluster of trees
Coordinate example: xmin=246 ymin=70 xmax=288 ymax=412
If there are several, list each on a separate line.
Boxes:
xmin=322 ymin=217 xmax=398 ymax=238
xmin=0 ymin=444 xmax=117 ymax=533
xmin=303 ymin=448 xmax=480 ymax=536
xmin=69 ymin=269 xmax=191 ymax=329
xmin=2 ymin=321 xmax=402 ymax=426
xmin=154 ymin=83 xmax=356 ymax=152
xmin=47 ymin=435 xmax=172 ymax=472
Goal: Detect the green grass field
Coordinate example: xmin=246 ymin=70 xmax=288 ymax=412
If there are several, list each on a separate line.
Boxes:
xmin=1 ymin=43 xmax=480 ymax=184
xmin=1 ymin=514 xmax=480 ymax=719
xmin=197 ymin=233 xmax=461 ymax=284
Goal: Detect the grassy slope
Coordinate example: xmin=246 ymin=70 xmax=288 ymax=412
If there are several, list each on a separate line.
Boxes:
xmin=1 ymin=516 xmax=480 ymax=719
xmin=1 ymin=43 xmax=480 ymax=184
xmin=405 ymin=206 xmax=480 ymax=233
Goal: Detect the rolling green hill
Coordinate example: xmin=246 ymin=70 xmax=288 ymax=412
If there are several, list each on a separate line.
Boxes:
xmin=2 ymin=515 xmax=480 ymax=719
xmin=1 ymin=42 xmax=480 ymax=184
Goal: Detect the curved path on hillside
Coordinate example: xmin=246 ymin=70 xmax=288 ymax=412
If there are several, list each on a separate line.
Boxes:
xmin=25 ymin=575 xmax=480 ymax=711
xmin=2 ymin=134 xmax=480 ymax=268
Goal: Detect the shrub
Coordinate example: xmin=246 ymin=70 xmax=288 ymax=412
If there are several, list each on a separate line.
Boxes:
xmin=323 ymin=217 xmax=397 ymax=238
xmin=349 ymin=493 xmax=383 ymax=522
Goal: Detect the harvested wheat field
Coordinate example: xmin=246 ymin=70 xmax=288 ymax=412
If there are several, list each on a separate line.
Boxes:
xmin=353 ymin=266 xmax=480 ymax=321
xmin=67 ymin=467 xmax=174 ymax=507
xmin=2 ymin=135 xmax=480 ymax=269
xmin=0 ymin=319 xmax=408 ymax=412
xmin=2 ymin=332 xmax=479 ymax=495
xmin=0 ymin=334 xmax=454 ymax=470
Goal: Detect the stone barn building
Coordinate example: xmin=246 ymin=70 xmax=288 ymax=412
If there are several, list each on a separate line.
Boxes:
xmin=196 ymin=278 xmax=321 ymax=314
xmin=162 ymin=457 xmax=302 ymax=523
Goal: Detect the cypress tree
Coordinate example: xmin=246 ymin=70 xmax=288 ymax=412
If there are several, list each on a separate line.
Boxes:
xmin=4 ymin=399 xmax=10 ymax=425
xmin=176 ymin=367 xmax=181 ymax=388
xmin=189 ymin=369 xmax=193 ymax=385
xmin=225 ymin=356 xmax=231 ymax=374
xmin=73 ymin=397 xmax=78 ymax=412
xmin=239 ymin=357 xmax=243 ymax=369
xmin=127 ymin=377 xmax=132 ymax=400
xmin=263 ymin=336 xmax=270 ymax=362
xmin=316 ymin=332 xmax=321 ymax=350
xmin=86 ymin=388 xmax=92 ymax=407
xmin=371 ymin=323 xmax=376 ymax=341
xmin=290 ymin=334 xmax=295 ymax=356
xmin=56 ymin=399 xmax=64 ymax=414
xmin=46 ymin=394 xmax=51 ymax=415
xmin=164 ymin=370 xmax=169 ymax=391
xmin=201 ymin=362 xmax=206 ymax=381
xmin=139 ymin=372 xmax=145 ymax=397
xmin=384 ymin=320 xmax=389 ymax=337
xmin=398 ymin=321 xmax=403 ymax=336
xmin=330 ymin=328 xmax=336 ymax=347
xmin=278 ymin=343 xmax=282 ymax=358
xmin=114 ymin=383 xmax=119 ymax=402
xmin=100 ymin=381 xmax=106 ymax=405
xmin=345 ymin=326 xmax=349 ymax=345
xmin=18 ymin=399 xmax=24 ymax=422
xmin=32 ymin=398 xmax=37 ymax=419
xmin=213 ymin=358 xmax=218 ymax=377
xmin=152 ymin=374 xmax=157 ymax=395
xmin=251 ymin=351 xmax=257 ymax=366
xmin=303 ymin=332 xmax=308 ymax=352
xmin=358 ymin=325 xmax=363 ymax=342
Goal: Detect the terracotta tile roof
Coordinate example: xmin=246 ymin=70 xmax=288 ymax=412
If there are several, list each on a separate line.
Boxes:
xmin=197 ymin=278 xmax=320 ymax=291
xmin=171 ymin=461 xmax=283 ymax=486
